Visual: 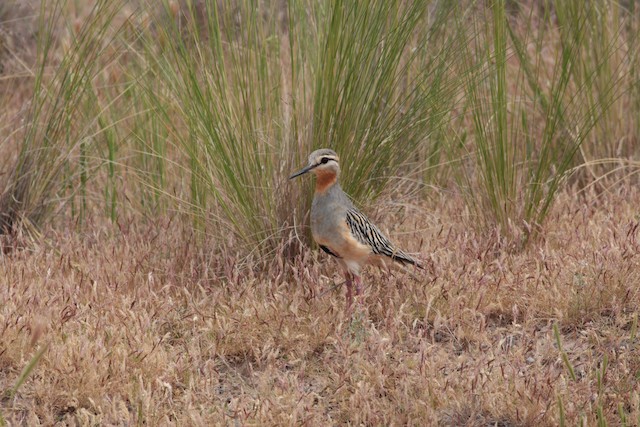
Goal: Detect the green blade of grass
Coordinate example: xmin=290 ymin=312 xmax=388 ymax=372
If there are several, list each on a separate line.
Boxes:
xmin=7 ymin=343 xmax=48 ymax=400
xmin=553 ymin=323 xmax=576 ymax=381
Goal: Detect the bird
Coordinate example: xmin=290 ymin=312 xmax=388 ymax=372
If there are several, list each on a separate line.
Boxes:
xmin=289 ymin=148 xmax=423 ymax=310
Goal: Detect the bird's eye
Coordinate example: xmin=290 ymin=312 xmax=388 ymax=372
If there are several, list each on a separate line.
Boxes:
xmin=320 ymin=157 xmax=330 ymax=164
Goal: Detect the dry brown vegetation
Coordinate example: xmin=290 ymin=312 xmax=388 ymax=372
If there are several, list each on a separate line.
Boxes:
xmin=1 ymin=187 xmax=639 ymax=425
xmin=1 ymin=0 xmax=640 ymax=425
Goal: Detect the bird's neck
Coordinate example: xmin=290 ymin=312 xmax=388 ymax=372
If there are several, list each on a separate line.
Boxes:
xmin=315 ymin=170 xmax=338 ymax=194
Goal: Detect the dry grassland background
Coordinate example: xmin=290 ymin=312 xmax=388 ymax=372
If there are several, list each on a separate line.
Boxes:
xmin=1 ymin=0 xmax=640 ymax=425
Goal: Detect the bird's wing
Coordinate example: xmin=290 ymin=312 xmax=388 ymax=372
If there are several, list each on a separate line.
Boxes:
xmin=319 ymin=244 xmax=341 ymax=258
xmin=345 ymin=207 xmax=422 ymax=268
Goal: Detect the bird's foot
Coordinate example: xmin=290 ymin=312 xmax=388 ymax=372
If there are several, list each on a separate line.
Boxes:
xmin=345 ymin=275 xmax=354 ymax=315
xmin=353 ymin=275 xmax=366 ymax=306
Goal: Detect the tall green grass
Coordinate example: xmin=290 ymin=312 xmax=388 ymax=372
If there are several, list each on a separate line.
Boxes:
xmin=0 ymin=0 xmax=127 ymax=235
xmin=135 ymin=0 xmax=294 ymax=250
xmin=2 ymin=0 xmax=639 ymax=257
xmin=133 ymin=0 xmax=464 ymax=254
xmin=454 ymin=0 xmax=632 ymax=245
xmin=566 ymin=1 xmax=638 ymax=171
xmin=310 ymin=1 xmax=461 ymax=199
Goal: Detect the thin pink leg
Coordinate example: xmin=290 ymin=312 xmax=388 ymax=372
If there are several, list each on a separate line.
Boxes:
xmin=345 ymin=273 xmax=354 ymax=310
xmin=354 ymin=275 xmax=363 ymax=297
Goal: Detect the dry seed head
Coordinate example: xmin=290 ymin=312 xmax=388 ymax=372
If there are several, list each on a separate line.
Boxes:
xmin=30 ymin=316 xmax=48 ymax=347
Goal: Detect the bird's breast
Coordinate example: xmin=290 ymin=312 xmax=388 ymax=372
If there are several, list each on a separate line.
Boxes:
xmin=310 ymin=201 xmax=371 ymax=263
xmin=310 ymin=200 xmax=343 ymax=247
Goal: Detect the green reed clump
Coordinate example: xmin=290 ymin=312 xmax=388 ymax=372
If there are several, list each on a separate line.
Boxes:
xmin=454 ymin=0 xmax=627 ymax=245
xmin=0 ymin=0 xmax=126 ymax=234
xmin=135 ymin=0 xmax=463 ymax=253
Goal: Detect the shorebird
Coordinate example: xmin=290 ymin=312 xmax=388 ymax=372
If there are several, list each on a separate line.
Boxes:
xmin=290 ymin=148 xmax=422 ymax=309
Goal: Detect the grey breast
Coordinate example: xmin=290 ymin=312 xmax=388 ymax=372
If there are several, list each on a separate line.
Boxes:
xmin=311 ymin=183 xmax=353 ymax=244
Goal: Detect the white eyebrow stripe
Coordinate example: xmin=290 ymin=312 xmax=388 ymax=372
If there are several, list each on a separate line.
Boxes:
xmin=315 ymin=156 xmax=339 ymax=165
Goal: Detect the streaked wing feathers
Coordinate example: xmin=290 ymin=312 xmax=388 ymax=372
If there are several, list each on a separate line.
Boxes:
xmin=345 ymin=208 xmax=421 ymax=268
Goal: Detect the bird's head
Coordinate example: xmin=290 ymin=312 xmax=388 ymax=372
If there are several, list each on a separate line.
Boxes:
xmin=289 ymin=148 xmax=340 ymax=180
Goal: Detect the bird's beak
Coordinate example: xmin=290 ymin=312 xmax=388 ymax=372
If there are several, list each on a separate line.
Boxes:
xmin=289 ymin=164 xmax=313 ymax=180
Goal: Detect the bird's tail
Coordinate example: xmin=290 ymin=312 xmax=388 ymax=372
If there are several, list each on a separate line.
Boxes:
xmin=391 ymin=250 xmax=424 ymax=270
xmin=388 ymin=250 xmax=426 ymax=281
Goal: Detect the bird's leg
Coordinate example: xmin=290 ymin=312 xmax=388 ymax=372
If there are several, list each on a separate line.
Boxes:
xmin=353 ymin=274 xmax=366 ymax=309
xmin=344 ymin=272 xmax=354 ymax=311
xmin=354 ymin=274 xmax=363 ymax=297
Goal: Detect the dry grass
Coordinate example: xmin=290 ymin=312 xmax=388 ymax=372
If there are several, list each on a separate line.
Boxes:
xmin=2 ymin=1 xmax=640 ymax=425
xmin=1 ymin=186 xmax=639 ymax=425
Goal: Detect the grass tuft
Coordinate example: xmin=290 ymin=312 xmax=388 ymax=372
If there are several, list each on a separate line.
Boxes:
xmin=454 ymin=0 xmax=633 ymax=245
xmin=0 ymin=0 xmax=127 ymax=236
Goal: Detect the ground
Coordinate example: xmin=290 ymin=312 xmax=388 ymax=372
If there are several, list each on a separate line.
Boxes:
xmin=1 ymin=186 xmax=639 ymax=425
